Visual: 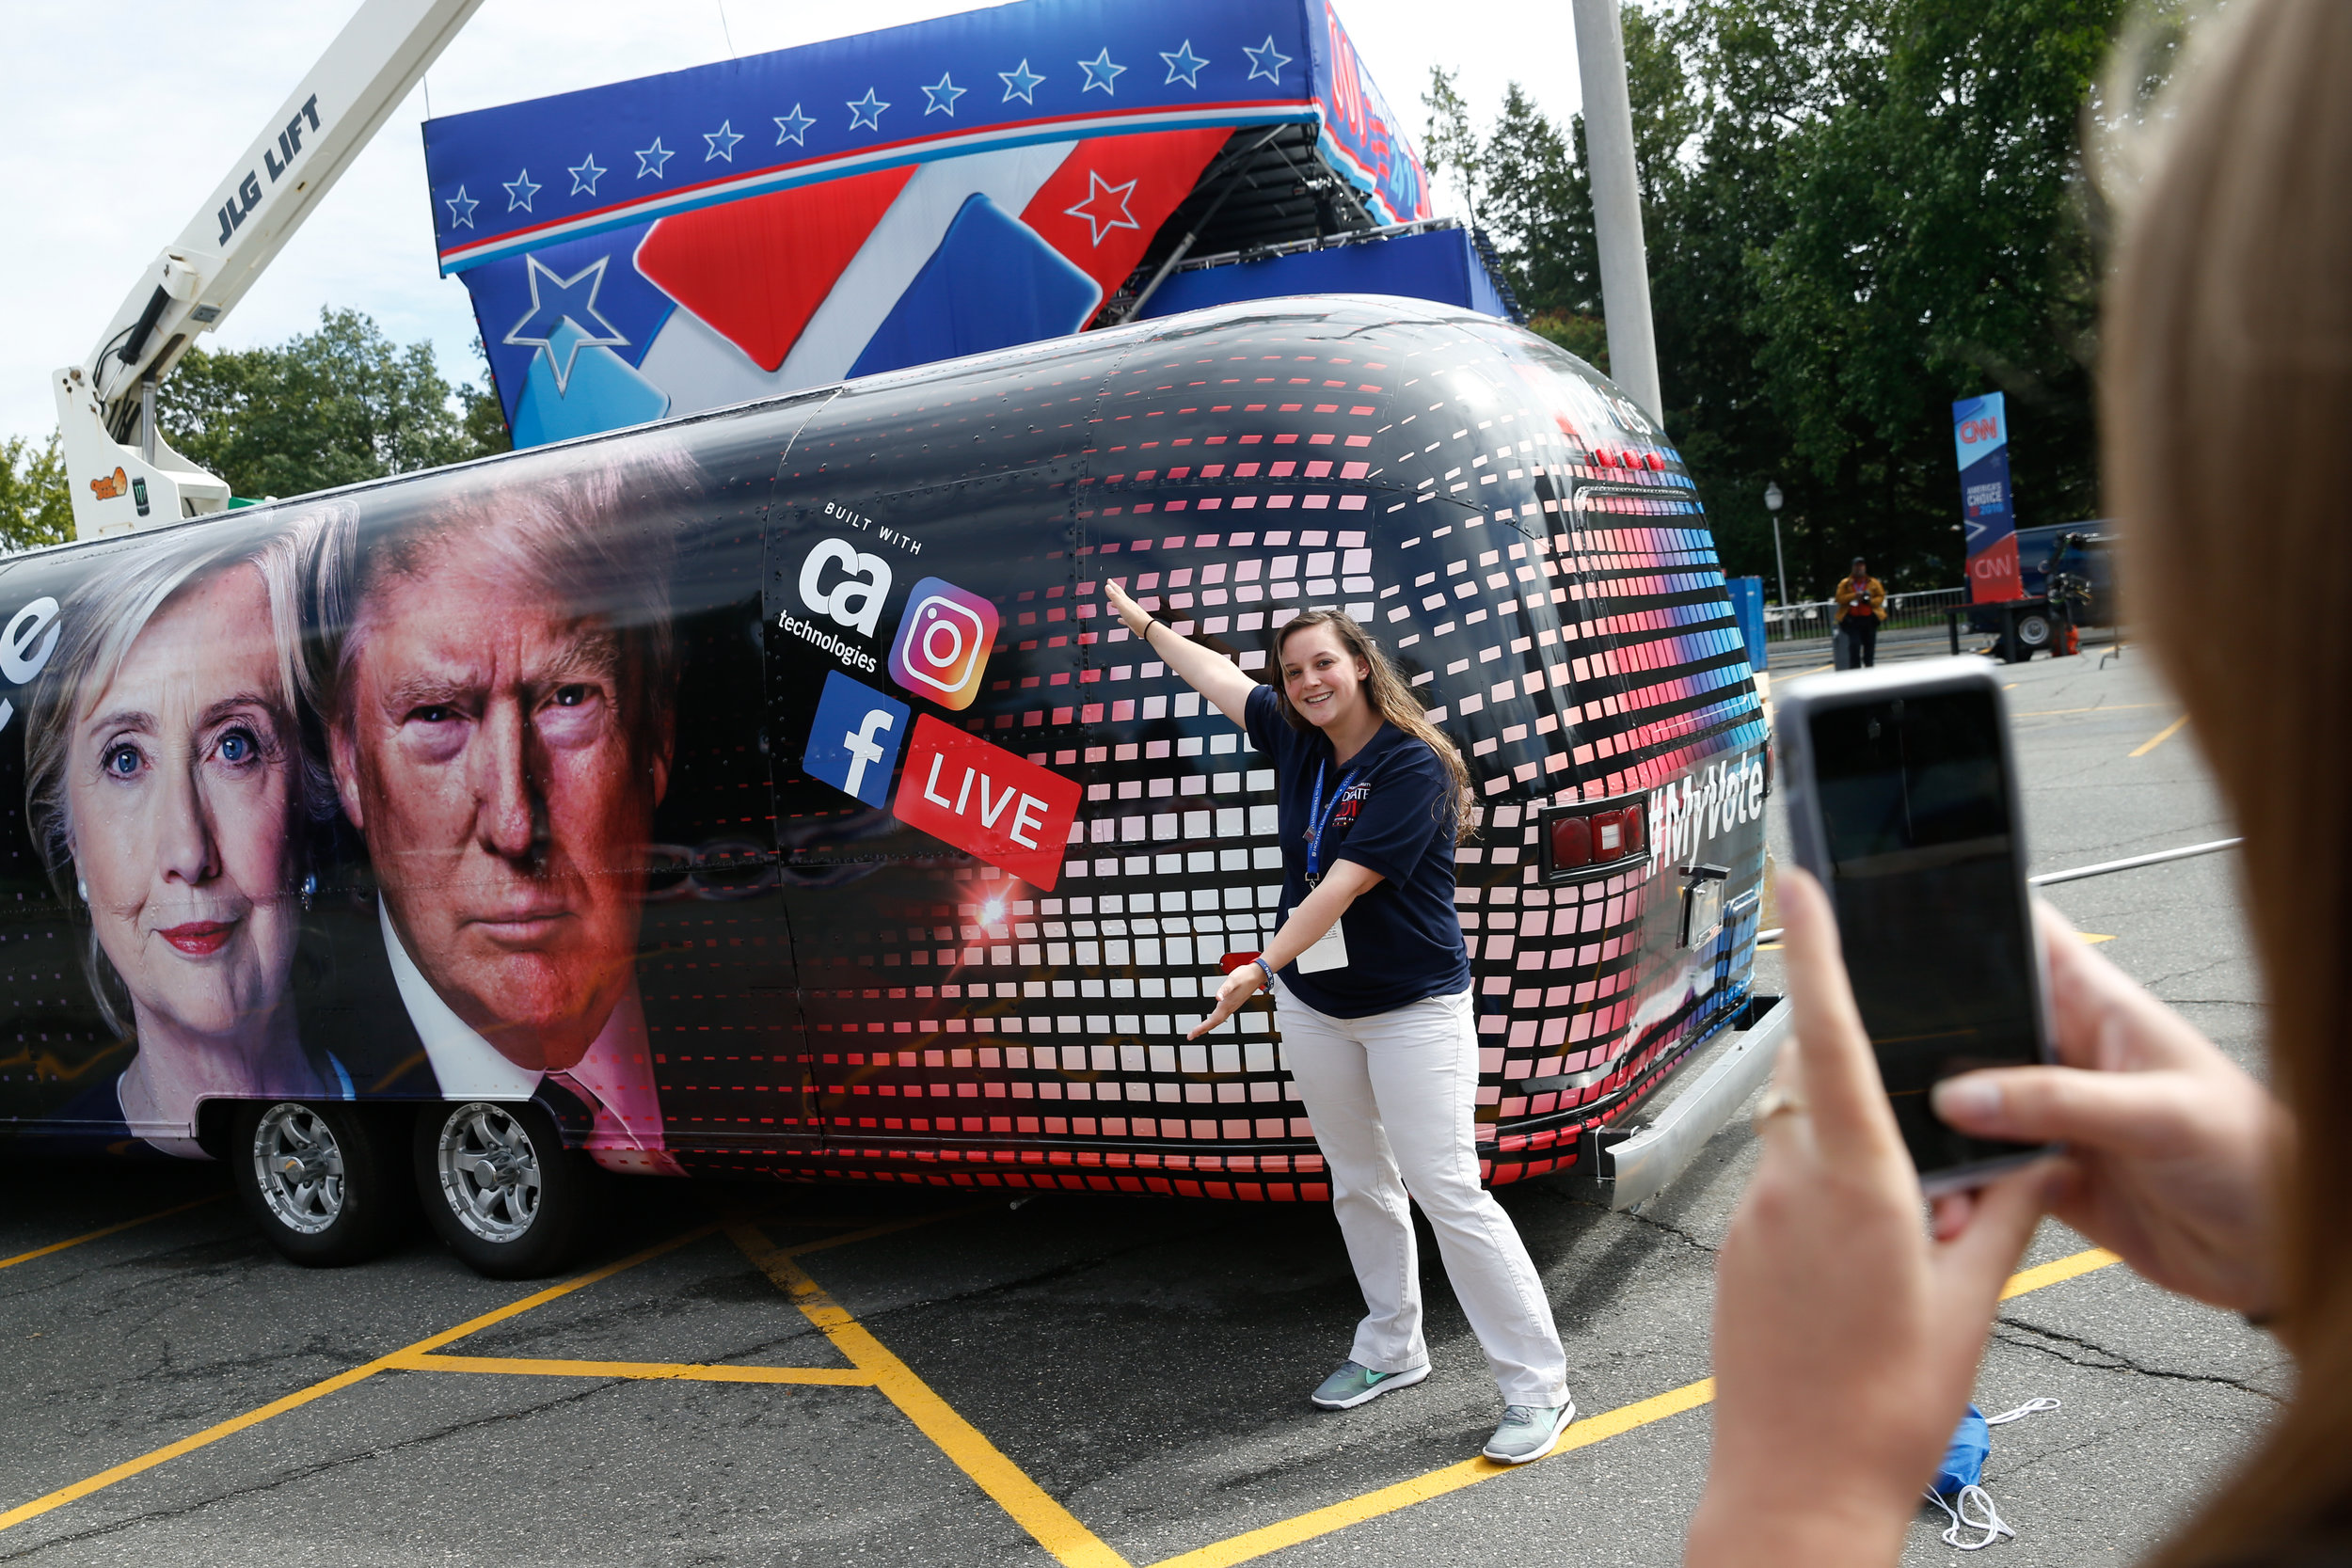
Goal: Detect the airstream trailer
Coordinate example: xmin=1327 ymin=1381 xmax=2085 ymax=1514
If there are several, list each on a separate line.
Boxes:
xmin=0 ymin=298 xmax=1769 ymax=1275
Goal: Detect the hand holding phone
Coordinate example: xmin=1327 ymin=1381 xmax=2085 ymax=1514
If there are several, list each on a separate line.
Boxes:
xmin=1775 ymin=657 xmax=2058 ymax=1194
xmin=1691 ymin=867 xmax=2055 ymax=1566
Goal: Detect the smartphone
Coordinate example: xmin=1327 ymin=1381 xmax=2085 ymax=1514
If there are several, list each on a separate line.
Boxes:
xmin=1774 ymin=657 xmax=2057 ymax=1193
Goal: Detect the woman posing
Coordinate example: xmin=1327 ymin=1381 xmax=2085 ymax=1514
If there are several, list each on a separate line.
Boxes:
xmin=1103 ymin=580 xmax=1574 ymax=1465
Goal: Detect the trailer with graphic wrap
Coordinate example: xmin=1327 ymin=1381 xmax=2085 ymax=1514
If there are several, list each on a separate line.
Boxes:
xmin=0 ymin=298 xmax=1768 ymax=1275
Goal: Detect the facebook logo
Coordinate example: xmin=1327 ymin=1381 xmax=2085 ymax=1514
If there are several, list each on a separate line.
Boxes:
xmin=803 ymin=671 xmax=909 ymax=808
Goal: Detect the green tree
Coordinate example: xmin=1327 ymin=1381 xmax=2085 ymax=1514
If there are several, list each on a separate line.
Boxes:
xmin=1460 ymin=0 xmax=2124 ymax=595
xmin=1482 ymin=83 xmax=1596 ymax=322
xmin=1420 ymin=66 xmax=1485 ymax=223
xmin=161 ymin=307 xmax=508 ymax=500
xmin=1745 ymin=0 xmax=2113 ymax=589
xmin=0 ymin=433 xmax=74 ymax=554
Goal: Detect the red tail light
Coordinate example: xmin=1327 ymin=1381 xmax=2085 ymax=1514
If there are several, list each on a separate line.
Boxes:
xmin=1549 ymin=813 xmax=1592 ymax=869
xmin=1591 ymin=809 xmax=1627 ymax=858
xmin=1541 ymin=795 xmax=1648 ymax=881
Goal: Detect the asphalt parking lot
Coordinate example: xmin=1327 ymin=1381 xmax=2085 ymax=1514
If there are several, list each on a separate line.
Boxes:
xmin=1 ymin=640 xmax=2283 ymax=1567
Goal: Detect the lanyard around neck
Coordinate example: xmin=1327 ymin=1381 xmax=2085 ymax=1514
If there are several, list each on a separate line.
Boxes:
xmin=1307 ymin=759 xmax=1364 ymax=882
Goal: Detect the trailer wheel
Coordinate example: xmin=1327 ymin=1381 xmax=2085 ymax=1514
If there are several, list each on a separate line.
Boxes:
xmin=232 ymin=1101 xmax=406 ymax=1267
xmin=415 ymin=1101 xmax=592 ymax=1279
xmin=2012 ymin=610 xmax=2054 ymax=658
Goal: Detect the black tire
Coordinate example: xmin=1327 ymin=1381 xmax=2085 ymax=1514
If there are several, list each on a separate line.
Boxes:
xmin=230 ymin=1101 xmax=407 ymax=1267
xmin=2014 ymin=611 xmax=2053 ymax=654
xmin=413 ymin=1101 xmax=592 ymax=1279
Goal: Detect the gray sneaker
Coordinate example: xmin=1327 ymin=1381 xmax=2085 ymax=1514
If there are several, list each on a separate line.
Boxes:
xmin=1483 ymin=1401 xmax=1575 ymax=1464
xmin=1310 ymin=1358 xmax=1431 ymax=1410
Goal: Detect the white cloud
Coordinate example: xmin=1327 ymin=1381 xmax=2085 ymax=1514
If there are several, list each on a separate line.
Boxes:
xmin=4 ymin=0 xmax=1581 ymax=441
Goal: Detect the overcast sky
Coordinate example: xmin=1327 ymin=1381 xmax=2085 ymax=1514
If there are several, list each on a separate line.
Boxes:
xmin=6 ymin=0 xmax=1585 ymax=443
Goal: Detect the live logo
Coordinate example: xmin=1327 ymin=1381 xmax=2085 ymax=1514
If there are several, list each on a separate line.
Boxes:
xmin=893 ymin=716 xmax=1083 ymax=891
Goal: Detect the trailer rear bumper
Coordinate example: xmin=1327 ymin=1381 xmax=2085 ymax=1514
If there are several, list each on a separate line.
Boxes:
xmin=1588 ymin=993 xmax=1792 ymax=1211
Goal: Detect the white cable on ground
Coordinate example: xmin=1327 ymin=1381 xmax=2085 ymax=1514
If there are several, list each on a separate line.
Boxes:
xmin=1753 ymin=837 xmax=2245 ymax=945
xmin=1924 ymin=1400 xmax=2061 ymax=1550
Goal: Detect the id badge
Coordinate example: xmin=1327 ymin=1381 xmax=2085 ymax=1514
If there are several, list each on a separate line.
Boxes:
xmin=1295 ymin=919 xmax=1350 ymax=974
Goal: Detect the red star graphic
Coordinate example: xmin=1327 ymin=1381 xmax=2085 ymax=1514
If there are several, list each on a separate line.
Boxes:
xmin=1062 ymin=170 xmax=1141 ymax=246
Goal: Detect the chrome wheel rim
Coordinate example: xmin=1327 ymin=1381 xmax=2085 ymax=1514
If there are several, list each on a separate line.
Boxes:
xmin=250 ymin=1103 xmax=346 ymax=1236
xmin=436 ymin=1103 xmax=543 ymax=1243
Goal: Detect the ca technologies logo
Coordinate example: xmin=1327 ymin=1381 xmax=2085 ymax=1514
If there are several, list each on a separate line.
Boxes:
xmin=804 ymin=671 xmax=908 ymax=808
xmin=781 ymin=538 xmax=892 ymax=673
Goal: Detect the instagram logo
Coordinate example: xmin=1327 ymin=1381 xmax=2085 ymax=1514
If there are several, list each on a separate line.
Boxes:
xmin=888 ymin=578 xmax=998 ymax=710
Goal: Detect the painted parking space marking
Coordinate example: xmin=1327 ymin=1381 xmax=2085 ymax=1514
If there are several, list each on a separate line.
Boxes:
xmin=0 ymin=1224 xmax=718 ymax=1534
xmin=3 ymin=1201 xmax=2124 ymax=1567
xmin=389 ymin=1353 xmax=877 ymax=1386
xmin=2131 ymin=716 xmax=2189 ymax=757
xmin=1139 ymin=1246 xmax=2122 ymax=1567
xmin=731 ymin=1218 xmax=1134 ymax=1568
xmin=0 ymin=1196 xmax=222 ymax=1272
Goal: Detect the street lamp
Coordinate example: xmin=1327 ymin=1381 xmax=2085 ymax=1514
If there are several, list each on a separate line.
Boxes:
xmin=1763 ymin=482 xmax=1789 ymax=611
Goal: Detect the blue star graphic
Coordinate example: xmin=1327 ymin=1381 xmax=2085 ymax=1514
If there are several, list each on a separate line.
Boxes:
xmin=636 ymin=137 xmax=674 ymax=179
xmin=1160 ymin=40 xmax=1210 ymax=87
xmin=503 ymin=168 xmax=541 ymax=212
xmin=774 ymin=103 xmax=816 ymax=145
xmin=1244 ymin=36 xmax=1293 ymax=85
xmin=567 ymin=154 xmax=605 ymax=196
xmin=847 ymin=88 xmax=889 ymax=130
xmin=704 ymin=120 xmax=743 ymax=161
xmin=444 ymin=187 xmax=478 ymax=230
xmin=922 ymin=71 xmax=966 ymax=117
xmin=999 ymin=58 xmax=1045 ymax=103
xmin=502 ymin=255 xmax=630 ymax=395
xmin=1077 ymin=48 xmax=1126 ymax=95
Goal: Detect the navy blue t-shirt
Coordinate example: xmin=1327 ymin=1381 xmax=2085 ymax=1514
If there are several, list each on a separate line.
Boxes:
xmin=1247 ymin=683 xmax=1470 ymax=1017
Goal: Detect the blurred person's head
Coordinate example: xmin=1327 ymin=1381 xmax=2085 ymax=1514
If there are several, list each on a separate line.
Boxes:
xmin=1273 ymin=610 xmax=1473 ymax=844
xmin=1851 ymin=557 xmax=1867 ymax=578
xmin=25 ymin=514 xmax=333 ymax=1060
xmin=2103 ymin=0 xmax=2352 ymax=1558
xmin=313 ymin=442 xmax=692 ymax=1073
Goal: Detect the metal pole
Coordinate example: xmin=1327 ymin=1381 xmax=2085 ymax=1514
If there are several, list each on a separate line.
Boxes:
xmin=1571 ymin=0 xmax=1663 ymax=428
xmin=1771 ymin=515 xmax=1789 ymax=610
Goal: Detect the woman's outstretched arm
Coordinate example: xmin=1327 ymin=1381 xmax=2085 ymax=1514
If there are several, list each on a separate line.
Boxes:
xmin=1189 ymin=862 xmax=1383 ymax=1039
xmin=1104 ymin=578 xmax=1257 ymax=726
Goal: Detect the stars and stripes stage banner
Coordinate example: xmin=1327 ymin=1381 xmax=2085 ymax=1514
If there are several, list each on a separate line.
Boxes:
xmin=422 ymin=0 xmax=1438 ymax=448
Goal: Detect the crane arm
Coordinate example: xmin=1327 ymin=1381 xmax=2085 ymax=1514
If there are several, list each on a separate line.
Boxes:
xmin=56 ymin=0 xmax=486 ymax=539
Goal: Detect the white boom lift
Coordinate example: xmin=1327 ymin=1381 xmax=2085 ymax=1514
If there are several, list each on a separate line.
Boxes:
xmin=54 ymin=0 xmax=485 ymax=540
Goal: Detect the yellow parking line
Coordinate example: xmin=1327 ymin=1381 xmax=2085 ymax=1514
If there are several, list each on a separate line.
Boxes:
xmin=2011 ymin=702 xmax=2163 ymax=719
xmin=391 ymin=1352 xmax=873 ymax=1386
xmin=0 ymin=1224 xmax=716 ymax=1535
xmin=1151 ymin=1379 xmax=1717 ymax=1568
xmin=2000 ymin=1246 xmax=2119 ymax=1300
xmin=2130 ymin=716 xmax=2188 ymax=757
xmin=1147 ymin=1246 xmax=2122 ymax=1567
xmin=731 ymin=1220 xmax=1133 ymax=1568
xmin=0 ymin=1196 xmax=223 ymax=1272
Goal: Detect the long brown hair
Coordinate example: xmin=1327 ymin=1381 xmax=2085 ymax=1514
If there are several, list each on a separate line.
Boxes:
xmin=1271 ymin=610 xmax=1474 ymax=844
xmin=2107 ymin=1 xmax=2352 ymax=1559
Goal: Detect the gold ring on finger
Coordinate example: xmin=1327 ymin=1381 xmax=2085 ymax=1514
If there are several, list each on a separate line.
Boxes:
xmin=1751 ymin=1085 xmax=1807 ymax=1132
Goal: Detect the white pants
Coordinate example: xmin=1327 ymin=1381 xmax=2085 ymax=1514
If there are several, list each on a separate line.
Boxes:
xmin=1276 ymin=982 xmax=1570 ymax=1407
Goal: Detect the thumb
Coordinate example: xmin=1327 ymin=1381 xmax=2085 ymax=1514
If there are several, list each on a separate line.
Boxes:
xmin=1931 ymin=1065 xmax=2201 ymax=1158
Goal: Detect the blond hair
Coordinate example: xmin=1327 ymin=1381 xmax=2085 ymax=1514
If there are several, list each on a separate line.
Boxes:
xmin=2105 ymin=1 xmax=2352 ymax=1560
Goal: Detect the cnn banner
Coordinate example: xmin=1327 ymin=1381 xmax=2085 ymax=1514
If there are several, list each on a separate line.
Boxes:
xmin=1953 ymin=392 xmax=2017 ymax=604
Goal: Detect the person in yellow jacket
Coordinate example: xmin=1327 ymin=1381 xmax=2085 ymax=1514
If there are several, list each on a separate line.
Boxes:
xmin=1833 ymin=556 xmax=1887 ymax=668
